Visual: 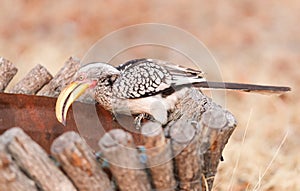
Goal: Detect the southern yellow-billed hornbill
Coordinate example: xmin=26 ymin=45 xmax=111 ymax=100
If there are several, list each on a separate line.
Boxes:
xmin=55 ymin=58 xmax=290 ymax=126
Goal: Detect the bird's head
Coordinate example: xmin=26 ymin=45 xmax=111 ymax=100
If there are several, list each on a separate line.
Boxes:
xmin=55 ymin=62 xmax=120 ymax=125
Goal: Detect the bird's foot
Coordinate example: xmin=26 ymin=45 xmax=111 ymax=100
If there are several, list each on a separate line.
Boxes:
xmin=134 ymin=113 xmax=154 ymax=130
xmin=111 ymin=112 xmax=117 ymax=121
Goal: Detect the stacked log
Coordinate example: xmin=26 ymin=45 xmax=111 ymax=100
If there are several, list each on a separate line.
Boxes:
xmin=0 ymin=128 xmax=76 ymax=191
xmin=8 ymin=64 xmax=52 ymax=94
xmin=0 ymin=57 xmax=18 ymax=92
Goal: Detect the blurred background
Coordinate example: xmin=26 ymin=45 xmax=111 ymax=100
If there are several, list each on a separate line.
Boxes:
xmin=0 ymin=1 xmax=298 ymax=190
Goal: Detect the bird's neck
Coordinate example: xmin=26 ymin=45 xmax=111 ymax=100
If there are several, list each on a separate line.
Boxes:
xmin=94 ymin=84 xmax=114 ymax=111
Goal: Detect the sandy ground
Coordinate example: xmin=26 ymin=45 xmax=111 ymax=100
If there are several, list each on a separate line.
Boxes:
xmin=0 ymin=1 xmax=299 ymax=190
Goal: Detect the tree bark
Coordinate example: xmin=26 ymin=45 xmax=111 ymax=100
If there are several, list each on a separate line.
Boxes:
xmin=0 ymin=137 xmax=38 ymax=191
xmin=9 ymin=64 xmax=52 ymax=94
xmin=1 ymin=127 xmax=76 ymax=191
xmin=98 ymin=129 xmax=151 ymax=191
xmin=141 ymin=122 xmax=176 ymax=191
xmin=51 ymin=131 xmax=112 ymax=191
xmin=37 ymin=56 xmax=80 ymax=97
xmin=199 ymin=109 xmax=236 ymax=190
xmin=0 ymin=57 xmax=18 ymax=92
xmin=170 ymin=119 xmax=202 ymax=191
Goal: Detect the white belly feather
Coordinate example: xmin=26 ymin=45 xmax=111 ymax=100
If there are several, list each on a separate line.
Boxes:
xmin=111 ymin=88 xmax=188 ymax=124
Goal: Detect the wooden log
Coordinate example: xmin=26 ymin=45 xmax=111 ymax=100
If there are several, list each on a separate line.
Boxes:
xmin=0 ymin=57 xmax=18 ymax=92
xmin=0 ymin=138 xmax=38 ymax=191
xmin=168 ymin=88 xmax=219 ymax=123
xmin=37 ymin=56 xmax=80 ymax=97
xmin=141 ymin=122 xmax=176 ymax=191
xmin=99 ymin=129 xmax=151 ymax=191
xmin=51 ymin=131 xmax=112 ymax=191
xmin=199 ymin=109 xmax=236 ymax=190
xmin=1 ymin=127 xmax=76 ymax=191
xmin=9 ymin=64 xmax=52 ymax=94
xmin=170 ymin=119 xmax=202 ymax=191
xmin=168 ymin=88 xmax=236 ymax=191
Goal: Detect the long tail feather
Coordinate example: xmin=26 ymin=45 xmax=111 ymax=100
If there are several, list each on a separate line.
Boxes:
xmin=193 ymin=81 xmax=291 ymax=94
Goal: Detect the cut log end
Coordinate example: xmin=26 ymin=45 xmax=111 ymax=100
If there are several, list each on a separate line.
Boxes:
xmin=170 ymin=120 xmax=196 ymax=144
xmin=201 ymin=109 xmax=228 ymax=129
xmin=50 ymin=131 xmax=82 ymax=154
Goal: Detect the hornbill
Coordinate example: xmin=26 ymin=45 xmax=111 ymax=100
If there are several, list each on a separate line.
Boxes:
xmin=55 ymin=58 xmax=290 ymax=126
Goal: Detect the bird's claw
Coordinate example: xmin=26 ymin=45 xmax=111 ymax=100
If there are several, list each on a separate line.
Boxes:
xmin=134 ymin=113 xmax=153 ymax=130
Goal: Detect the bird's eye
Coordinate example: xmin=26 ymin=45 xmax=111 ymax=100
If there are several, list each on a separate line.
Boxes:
xmin=78 ymin=75 xmax=85 ymax=81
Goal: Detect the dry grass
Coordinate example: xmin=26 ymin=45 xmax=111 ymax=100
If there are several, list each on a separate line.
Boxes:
xmin=0 ymin=1 xmax=299 ymax=190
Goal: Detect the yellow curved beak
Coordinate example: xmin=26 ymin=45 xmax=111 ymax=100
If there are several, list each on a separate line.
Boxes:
xmin=55 ymin=82 xmax=90 ymax=125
